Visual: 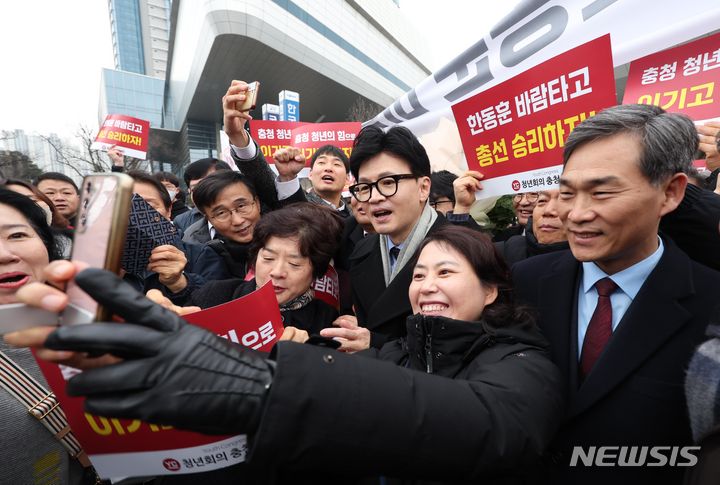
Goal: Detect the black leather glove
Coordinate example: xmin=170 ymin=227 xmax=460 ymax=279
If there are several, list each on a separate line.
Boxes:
xmin=45 ymin=268 xmax=274 ymax=435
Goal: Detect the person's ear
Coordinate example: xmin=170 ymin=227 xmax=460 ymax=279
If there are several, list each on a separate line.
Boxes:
xmin=658 ymin=173 xmax=688 ymax=217
xmin=483 ymin=285 xmax=498 ymax=306
xmin=418 ymin=176 xmax=431 ymax=203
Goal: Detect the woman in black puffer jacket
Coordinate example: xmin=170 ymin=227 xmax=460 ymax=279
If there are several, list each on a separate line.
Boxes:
xmin=356 ymin=224 xmax=564 ymax=485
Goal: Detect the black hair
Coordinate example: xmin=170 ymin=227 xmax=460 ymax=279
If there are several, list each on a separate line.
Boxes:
xmin=349 ymin=125 xmax=431 ymax=180
xmin=183 ymin=158 xmax=231 ymax=187
xmin=192 ymin=170 xmax=258 ymax=214
xmin=0 ymin=187 xmax=62 ymax=261
xmin=430 ymin=170 xmax=457 ymax=203
xmin=36 ymin=172 xmax=79 ymax=193
xmin=310 ymin=145 xmax=350 ymax=173
xmin=3 ymin=178 xmax=70 ymax=229
xmin=249 ymin=203 xmax=344 ymax=280
xmin=410 ymin=225 xmax=534 ymax=327
xmin=126 ymin=170 xmax=172 ymax=210
xmin=153 ymin=171 xmax=180 ymax=188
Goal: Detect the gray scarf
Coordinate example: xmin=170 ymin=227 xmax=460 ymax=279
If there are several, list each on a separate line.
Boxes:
xmin=380 ymin=202 xmax=438 ymax=286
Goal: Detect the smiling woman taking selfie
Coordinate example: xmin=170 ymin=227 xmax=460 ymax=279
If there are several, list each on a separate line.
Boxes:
xmin=0 ymin=188 xmax=88 ymax=484
xmin=371 ymin=225 xmax=551 ymax=381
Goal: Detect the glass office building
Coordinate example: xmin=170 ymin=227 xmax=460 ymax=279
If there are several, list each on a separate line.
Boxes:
xmin=109 ymin=0 xmax=146 ymax=74
xmin=98 ymin=68 xmax=164 ymax=127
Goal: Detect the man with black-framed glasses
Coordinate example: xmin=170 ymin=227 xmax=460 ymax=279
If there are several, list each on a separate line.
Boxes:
xmin=322 ymin=125 xmax=474 ymax=350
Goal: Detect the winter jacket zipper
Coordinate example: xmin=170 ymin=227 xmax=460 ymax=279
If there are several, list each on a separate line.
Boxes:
xmin=423 ymin=316 xmax=433 ymax=374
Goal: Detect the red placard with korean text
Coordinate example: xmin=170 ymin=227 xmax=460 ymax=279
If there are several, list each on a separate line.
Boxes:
xmin=249 ymin=120 xmax=306 ymax=164
xmin=248 ymin=121 xmax=360 ymax=167
xmin=290 ymin=122 xmax=361 ymax=164
xmin=92 ymin=114 xmax=150 ymax=160
xmin=451 ymin=35 xmax=617 ymax=198
xmin=34 ymin=283 xmax=282 ymax=479
xmin=623 ymin=31 xmax=720 ymax=121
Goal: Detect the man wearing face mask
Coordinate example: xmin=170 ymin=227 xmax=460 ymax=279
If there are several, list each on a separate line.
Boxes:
xmin=154 ymin=171 xmax=190 ymax=220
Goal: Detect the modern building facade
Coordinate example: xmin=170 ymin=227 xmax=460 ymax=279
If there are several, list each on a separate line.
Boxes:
xmin=108 ymin=0 xmax=171 ymax=78
xmin=98 ymin=68 xmax=165 ymax=127
xmin=160 ymin=0 xmax=433 ymax=166
xmin=99 ymin=0 xmax=171 ymax=132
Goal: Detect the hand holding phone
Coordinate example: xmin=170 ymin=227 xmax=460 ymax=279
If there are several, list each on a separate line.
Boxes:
xmin=63 ymin=174 xmax=133 ymax=325
xmin=236 ymin=81 xmax=260 ymax=112
xmin=222 ymin=80 xmax=257 ymax=148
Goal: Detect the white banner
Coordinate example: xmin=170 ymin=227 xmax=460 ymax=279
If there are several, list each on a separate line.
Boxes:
xmin=368 ymin=0 xmax=720 ymax=173
xmin=96 ymin=435 xmax=247 ymax=479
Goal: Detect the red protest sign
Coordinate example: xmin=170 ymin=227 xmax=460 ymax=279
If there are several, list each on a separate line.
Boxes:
xmin=34 ymin=282 xmax=282 ymax=479
xmin=311 ymin=264 xmax=340 ymax=309
xmin=451 ymin=35 xmax=617 ymax=198
xmin=248 ymin=121 xmax=361 ymax=168
xmin=623 ymin=31 xmax=720 ymax=121
xmin=291 ymin=122 xmax=361 ymax=164
xmin=183 ymin=282 xmax=284 ymax=353
xmin=249 ymin=120 xmax=306 ymax=164
xmin=92 ymin=114 xmax=150 ymax=160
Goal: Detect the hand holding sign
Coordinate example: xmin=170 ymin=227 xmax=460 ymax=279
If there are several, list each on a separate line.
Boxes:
xmin=222 ymin=80 xmax=253 ymax=148
xmin=93 ymin=115 xmax=149 ymax=160
xmin=107 ymin=145 xmax=125 ymax=167
xmin=452 ymin=170 xmax=484 ymax=214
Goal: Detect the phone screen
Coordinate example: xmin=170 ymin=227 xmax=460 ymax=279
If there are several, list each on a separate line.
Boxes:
xmin=62 ymin=176 xmax=123 ymax=325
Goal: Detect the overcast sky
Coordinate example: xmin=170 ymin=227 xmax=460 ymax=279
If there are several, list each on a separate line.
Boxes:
xmin=0 ymin=0 xmax=520 ymax=138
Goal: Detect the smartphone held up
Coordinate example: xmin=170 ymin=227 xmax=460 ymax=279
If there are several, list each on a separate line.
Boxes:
xmin=62 ymin=173 xmax=133 ymax=325
xmin=0 ymin=173 xmax=133 ymax=332
xmin=236 ymin=81 xmax=260 ymax=112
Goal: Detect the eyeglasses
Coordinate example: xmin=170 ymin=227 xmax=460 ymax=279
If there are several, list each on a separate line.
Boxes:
xmin=429 ymin=199 xmax=454 ymax=210
xmin=349 ymin=174 xmax=417 ymax=202
xmin=209 ymin=200 xmax=256 ymax=222
xmin=512 ymin=192 xmax=539 ymax=204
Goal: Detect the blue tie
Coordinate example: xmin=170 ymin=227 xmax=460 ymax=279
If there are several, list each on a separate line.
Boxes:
xmin=389 ymin=246 xmax=400 ymax=269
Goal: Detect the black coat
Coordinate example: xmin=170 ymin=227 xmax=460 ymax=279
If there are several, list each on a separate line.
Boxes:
xmin=494 ymin=217 xmax=568 ymax=267
xmin=512 ymin=239 xmax=720 ymax=485
xmin=190 ymin=279 xmax=338 ymax=335
xmin=368 ymin=313 xmax=563 ymax=484
xmin=349 ymin=216 xmax=448 ymax=348
xmin=659 ymin=182 xmax=720 ymax=271
xmin=492 ymin=224 xmax=524 ymax=242
xmin=247 ymin=315 xmax=563 ymax=483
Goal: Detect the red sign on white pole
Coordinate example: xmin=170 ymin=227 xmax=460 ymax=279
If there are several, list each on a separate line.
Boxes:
xmin=92 ymin=114 xmax=151 ymax=160
xmin=451 ymin=35 xmax=618 ymax=198
xmin=623 ymin=31 xmax=720 ymax=121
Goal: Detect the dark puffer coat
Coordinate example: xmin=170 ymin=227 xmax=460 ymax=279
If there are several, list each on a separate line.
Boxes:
xmin=247 ymin=312 xmax=564 ymax=484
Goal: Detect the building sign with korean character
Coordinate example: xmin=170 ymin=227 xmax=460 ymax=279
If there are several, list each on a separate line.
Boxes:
xmin=35 ymin=283 xmax=282 ymax=479
xmin=451 ymin=35 xmax=617 ymax=198
xmin=92 ymin=114 xmax=151 ymax=160
xmin=623 ymin=31 xmax=720 ymax=121
xmin=279 ymin=90 xmax=300 ymax=122
xmin=262 ymin=103 xmax=281 ymax=121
